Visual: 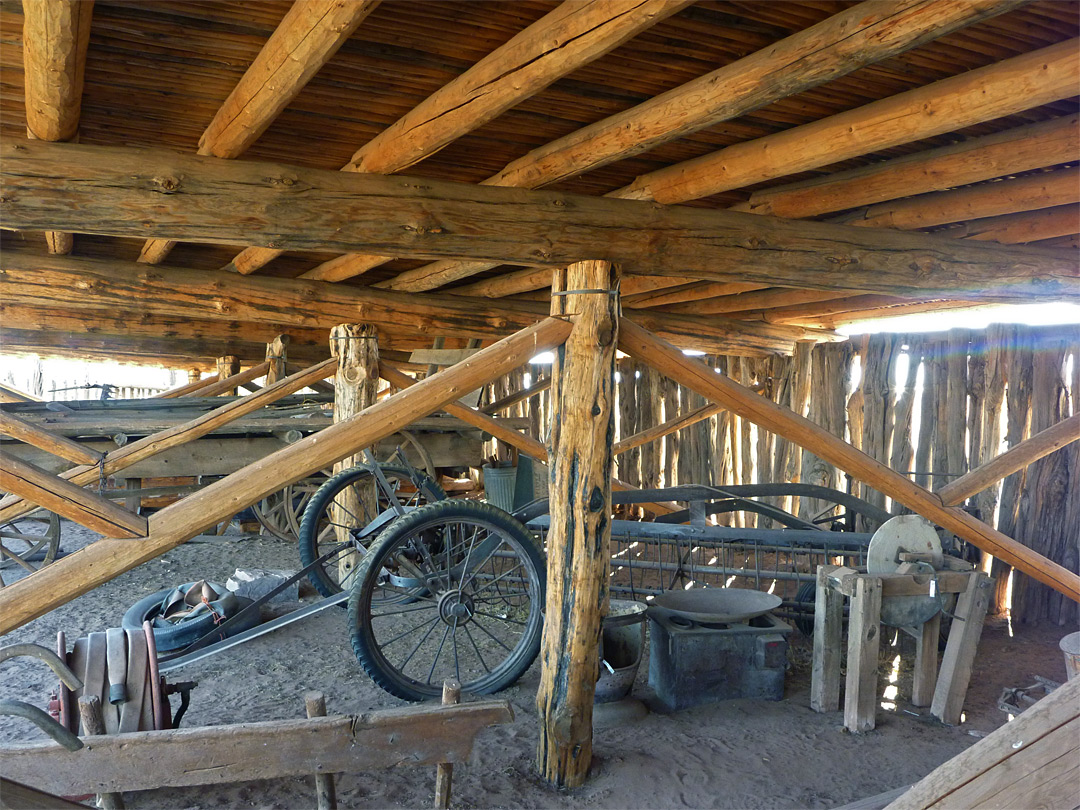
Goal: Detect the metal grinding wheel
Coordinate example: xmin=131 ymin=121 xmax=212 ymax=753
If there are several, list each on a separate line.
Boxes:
xmin=867 ymin=515 xmax=944 ymax=628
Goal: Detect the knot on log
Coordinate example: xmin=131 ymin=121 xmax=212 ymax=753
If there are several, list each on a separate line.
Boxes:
xmin=152 ymin=175 xmax=182 ymax=193
xmin=588 ymin=486 xmax=604 ymax=512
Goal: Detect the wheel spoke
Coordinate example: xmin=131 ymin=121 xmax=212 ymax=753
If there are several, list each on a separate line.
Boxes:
xmin=399 ymin=615 xmax=442 ymax=670
xmin=463 ymin=624 xmax=490 ymax=674
xmin=469 ymin=614 xmax=513 ymax=652
xmin=427 ymin=622 xmax=452 ymax=685
xmin=378 ymin=613 xmax=441 ymax=648
xmin=472 ymin=610 xmax=527 ymax=626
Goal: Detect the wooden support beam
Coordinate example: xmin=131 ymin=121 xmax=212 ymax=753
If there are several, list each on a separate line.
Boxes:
xmin=537 ymin=261 xmax=619 ymax=788
xmin=0 ymin=319 xmax=571 ymax=632
xmin=938 ymin=414 xmax=1080 ymax=506
xmin=0 ymin=454 xmax=146 ymax=538
xmin=660 ymin=288 xmax=855 ymax=317
xmin=137 ymin=0 xmax=380 ymax=265
xmin=265 ymin=335 xmax=289 ymax=385
xmin=155 ymin=374 xmax=221 ymax=399
xmin=844 ymin=577 xmax=883 ymax=733
xmin=0 ymin=253 xmax=821 ymax=356
xmin=374 ymin=0 xmax=1026 ymax=291
xmin=624 ymin=281 xmax=765 ymax=309
xmin=0 ymin=383 xmax=41 ymax=404
xmin=0 ymin=701 xmax=514 ymax=795
xmin=941 ymin=205 xmax=1080 ymax=245
xmin=231 ymin=0 xmax=688 ymax=277
xmin=831 ymin=167 xmax=1080 ymax=231
xmin=613 ymin=402 xmax=724 ymax=456
xmin=0 ymin=359 xmax=338 ymax=524
xmin=4 ymin=143 xmax=1075 ymax=305
xmin=616 ymin=319 xmax=1080 ymax=602
xmin=197 ymin=361 xmax=270 ymax=398
xmin=616 ymin=39 xmax=1080 ymax=204
xmin=213 ymin=356 xmax=241 ymax=397
xmin=22 ymin=0 xmax=93 ymax=256
xmin=0 ymin=411 xmax=103 ymax=466
xmin=734 ymin=114 xmax=1080 ymax=220
xmin=930 ymin=573 xmax=993 ymax=725
xmin=482 ymin=377 xmax=550 ymax=414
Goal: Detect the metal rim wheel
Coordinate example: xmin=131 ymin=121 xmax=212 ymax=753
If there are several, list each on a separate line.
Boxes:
xmin=0 ymin=507 xmax=60 ymax=572
xmin=348 ymin=499 xmax=545 ymax=702
xmin=298 ymin=464 xmax=446 ymax=598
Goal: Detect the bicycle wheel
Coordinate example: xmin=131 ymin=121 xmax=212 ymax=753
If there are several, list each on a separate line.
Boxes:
xmin=348 ymin=499 xmax=545 ymax=701
xmin=298 ymin=464 xmax=445 ymax=598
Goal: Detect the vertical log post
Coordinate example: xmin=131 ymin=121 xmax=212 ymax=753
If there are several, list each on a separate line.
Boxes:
xmin=536 ymin=260 xmax=619 ymax=789
xmin=303 ymin=692 xmax=337 ymax=810
xmin=265 ymin=334 xmax=290 ymax=385
xmin=77 ymin=695 xmax=125 ymax=810
xmin=330 ymin=324 xmax=379 ymax=585
xmin=215 ymin=355 xmax=240 ymax=396
xmin=433 ymin=678 xmax=461 ymax=809
xmin=186 ymin=368 xmax=201 ymax=384
xmin=844 ymin=576 xmax=883 ymax=733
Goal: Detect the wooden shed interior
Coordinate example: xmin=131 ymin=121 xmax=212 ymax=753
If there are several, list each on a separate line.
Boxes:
xmin=0 ymin=0 xmax=1078 ymax=807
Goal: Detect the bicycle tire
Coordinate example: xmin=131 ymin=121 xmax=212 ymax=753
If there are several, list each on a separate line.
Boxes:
xmin=348 ymin=499 xmax=545 ymax=702
xmin=298 ymin=464 xmax=445 ymax=598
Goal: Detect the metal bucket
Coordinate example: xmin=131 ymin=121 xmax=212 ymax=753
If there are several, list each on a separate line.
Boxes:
xmin=482 ymin=465 xmax=518 ymax=512
xmin=596 ymin=600 xmax=647 ymax=703
xmin=1060 ymin=631 xmax=1080 ymax=682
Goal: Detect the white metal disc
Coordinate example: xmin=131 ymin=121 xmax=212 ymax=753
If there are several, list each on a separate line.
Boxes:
xmin=867 ymin=515 xmax=943 ymax=575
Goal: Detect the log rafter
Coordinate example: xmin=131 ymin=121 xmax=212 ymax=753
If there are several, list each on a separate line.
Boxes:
xmin=2 ymin=142 xmax=1076 ymax=308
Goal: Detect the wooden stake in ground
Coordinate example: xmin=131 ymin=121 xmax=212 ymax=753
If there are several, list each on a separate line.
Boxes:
xmin=536 ymin=260 xmax=619 ymax=788
xmin=304 ymin=692 xmax=337 ymax=810
xmin=330 ymin=324 xmax=379 ymax=585
xmin=434 ymin=679 xmax=462 ymax=809
xmin=77 ymin=695 xmax=124 ymax=810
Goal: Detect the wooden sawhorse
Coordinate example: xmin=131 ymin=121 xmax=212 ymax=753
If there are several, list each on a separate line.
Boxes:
xmin=810 ymin=563 xmax=992 ymax=732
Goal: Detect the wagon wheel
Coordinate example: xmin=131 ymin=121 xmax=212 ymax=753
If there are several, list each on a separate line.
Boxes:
xmin=386 ymin=431 xmax=437 ymax=480
xmin=253 ymin=472 xmax=332 ymax=542
xmin=0 ymin=507 xmax=60 ymax=575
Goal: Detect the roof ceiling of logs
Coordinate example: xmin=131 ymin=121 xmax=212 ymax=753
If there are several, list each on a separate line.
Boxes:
xmin=0 ymin=0 xmax=1077 ymax=366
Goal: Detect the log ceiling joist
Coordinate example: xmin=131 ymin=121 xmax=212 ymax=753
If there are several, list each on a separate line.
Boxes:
xmin=3 ymin=141 xmax=1076 ymax=307
xmin=0 ymin=252 xmax=827 ymax=356
xmin=378 ymin=34 xmax=1078 ymax=294
xmin=21 ymin=0 xmax=93 ymax=256
xmin=137 ymin=0 xmax=381 ymax=265
xmin=224 ymin=0 xmax=690 ymax=277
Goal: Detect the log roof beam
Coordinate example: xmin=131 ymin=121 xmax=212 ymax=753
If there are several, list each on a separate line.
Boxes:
xmin=0 ymin=252 xmax=825 ymax=357
xmin=137 ymin=0 xmax=381 ymax=265
xmin=22 ymin=0 xmax=94 ymax=256
xmin=334 ymin=0 xmax=1026 ymax=289
xmin=733 ymin=114 xmax=1080 ymax=220
xmin=940 ymin=205 xmax=1080 ymax=245
xmin=225 ymin=0 xmax=690 ymax=276
xmin=3 ymin=141 xmax=1076 ymax=307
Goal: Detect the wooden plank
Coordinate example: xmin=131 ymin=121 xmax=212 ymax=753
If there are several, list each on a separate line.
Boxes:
xmin=0 ymin=411 xmax=103 ymax=466
xmin=0 ymin=253 xmax=817 ymax=357
xmin=735 ymin=115 xmax=1080 ymax=220
xmin=0 ymin=702 xmax=513 ymax=794
xmin=137 ymin=0 xmax=380 ymax=264
xmin=537 ymin=262 xmax=619 ymax=788
xmin=0 ymin=319 xmax=571 ymax=632
xmin=885 ymin=675 xmax=1080 ymax=810
xmin=911 ymin=612 xmax=940 ymax=708
xmin=407 ymin=348 xmax=482 ymax=366
xmin=930 ymin=573 xmax=993 ymax=725
xmin=844 ymin=576 xmax=883 ymax=733
xmin=831 ymin=168 xmax=1080 ymax=231
xmin=613 ymin=402 xmax=724 ymax=456
xmin=155 ymin=374 xmax=220 ymax=399
xmin=0 ymin=777 xmax=93 ymax=809
xmin=3 ymin=143 xmax=1076 ymax=306
xmin=232 ymin=0 xmax=689 ymax=279
xmin=617 ymin=319 xmax=1080 ymax=602
xmin=375 ymin=0 xmax=1028 ymax=292
xmin=0 ymin=455 xmax=146 ymax=538
xmin=937 ymin=414 xmax=1080 ymax=506
xmin=0 ymin=383 xmax=42 ymax=404
xmin=617 ymin=39 xmax=1080 ymax=204
xmin=22 ymin=0 xmax=94 ymax=255
xmin=0 ymin=359 xmax=339 ymax=524
xmin=810 ymin=566 xmax=844 ymax=713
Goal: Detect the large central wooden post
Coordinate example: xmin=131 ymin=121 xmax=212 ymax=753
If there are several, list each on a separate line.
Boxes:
xmin=330 ymin=324 xmax=379 ymax=583
xmin=537 ymin=260 xmax=619 ymax=788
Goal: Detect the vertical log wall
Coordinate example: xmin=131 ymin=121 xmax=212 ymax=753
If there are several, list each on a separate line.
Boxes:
xmin=480 ymin=323 xmax=1078 ymax=626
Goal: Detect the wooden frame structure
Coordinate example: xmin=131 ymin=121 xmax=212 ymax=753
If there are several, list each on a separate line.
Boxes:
xmin=1 ymin=0 xmax=1078 ymax=797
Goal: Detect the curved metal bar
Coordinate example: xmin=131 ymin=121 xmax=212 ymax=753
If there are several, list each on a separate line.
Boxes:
xmin=0 ymin=643 xmax=82 ymax=690
xmin=0 ymin=700 xmax=83 ymax=750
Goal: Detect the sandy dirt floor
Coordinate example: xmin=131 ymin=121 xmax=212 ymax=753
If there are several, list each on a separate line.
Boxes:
xmin=1 ymin=520 xmax=1072 ymax=810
